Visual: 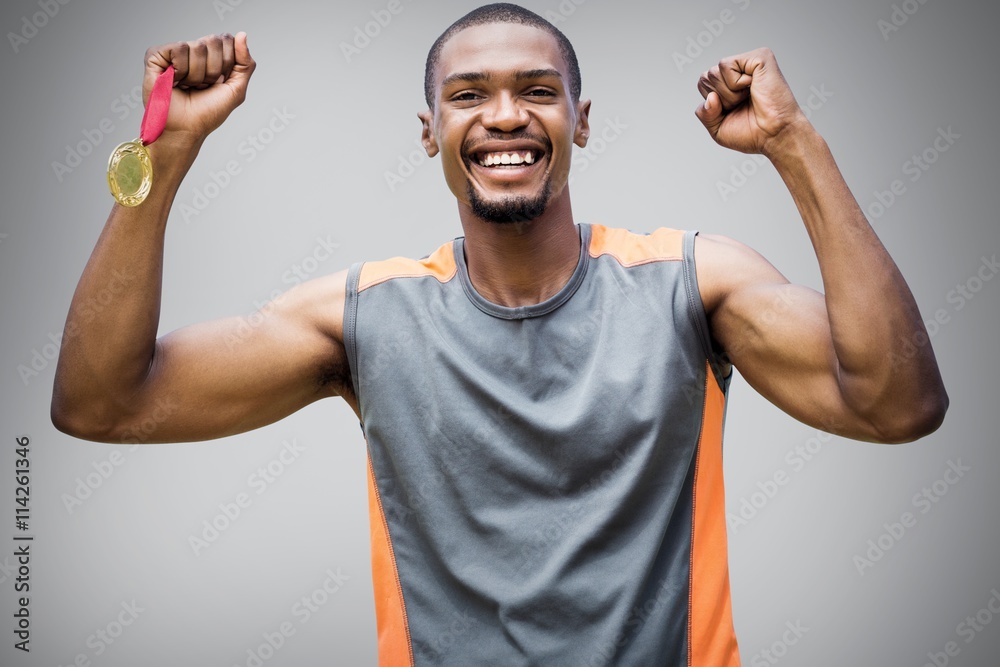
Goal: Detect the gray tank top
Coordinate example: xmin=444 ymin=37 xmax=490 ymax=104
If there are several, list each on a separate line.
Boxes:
xmin=344 ymin=223 xmax=740 ymax=666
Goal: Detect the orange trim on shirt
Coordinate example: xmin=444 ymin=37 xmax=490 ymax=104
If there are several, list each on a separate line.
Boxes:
xmin=367 ymin=455 xmax=414 ymax=667
xmin=588 ymin=224 xmax=684 ymax=267
xmin=689 ymin=362 xmax=741 ymax=666
xmin=359 ymin=241 xmax=457 ymax=292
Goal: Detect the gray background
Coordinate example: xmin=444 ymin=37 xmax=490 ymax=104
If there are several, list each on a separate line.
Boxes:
xmin=1 ymin=0 xmax=998 ymax=665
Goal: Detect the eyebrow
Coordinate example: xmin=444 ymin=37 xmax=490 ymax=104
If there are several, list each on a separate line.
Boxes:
xmin=440 ymin=68 xmax=563 ymax=90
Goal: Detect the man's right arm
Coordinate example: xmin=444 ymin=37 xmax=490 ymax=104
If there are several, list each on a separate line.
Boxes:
xmin=51 ymin=33 xmax=355 ymax=444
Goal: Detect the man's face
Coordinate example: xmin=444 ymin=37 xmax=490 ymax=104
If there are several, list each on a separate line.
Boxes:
xmin=420 ymin=23 xmax=590 ymax=224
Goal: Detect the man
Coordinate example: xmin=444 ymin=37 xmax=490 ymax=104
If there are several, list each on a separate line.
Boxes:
xmin=51 ymin=3 xmax=947 ymax=665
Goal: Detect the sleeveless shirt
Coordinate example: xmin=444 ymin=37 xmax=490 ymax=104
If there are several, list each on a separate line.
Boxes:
xmin=344 ymin=223 xmax=740 ymax=666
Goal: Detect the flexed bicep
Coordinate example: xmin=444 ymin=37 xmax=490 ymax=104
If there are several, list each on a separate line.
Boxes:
xmin=695 ymin=233 xmax=891 ymax=441
xmin=55 ymin=271 xmax=353 ymax=444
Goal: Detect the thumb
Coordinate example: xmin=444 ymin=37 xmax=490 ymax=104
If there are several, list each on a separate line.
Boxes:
xmin=223 ymin=32 xmax=255 ymax=102
xmin=694 ymin=91 xmax=724 ymax=140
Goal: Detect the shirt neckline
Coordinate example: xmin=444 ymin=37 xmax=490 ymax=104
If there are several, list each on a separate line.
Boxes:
xmin=453 ymin=223 xmax=592 ymax=320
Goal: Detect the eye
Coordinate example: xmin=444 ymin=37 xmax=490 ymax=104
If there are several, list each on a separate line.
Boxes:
xmin=450 ymin=91 xmax=482 ymax=102
xmin=525 ymin=88 xmax=556 ymax=99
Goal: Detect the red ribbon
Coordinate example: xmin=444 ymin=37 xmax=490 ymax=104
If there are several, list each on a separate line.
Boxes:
xmin=139 ymin=65 xmax=174 ymax=145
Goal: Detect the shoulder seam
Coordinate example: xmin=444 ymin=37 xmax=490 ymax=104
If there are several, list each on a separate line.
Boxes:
xmin=359 ymin=267 xmax=458 ymax=293
xmin=588 ymin=224 xmax=684 ymax=268
xmin=358 ymin=241 xmax=458 ymax=293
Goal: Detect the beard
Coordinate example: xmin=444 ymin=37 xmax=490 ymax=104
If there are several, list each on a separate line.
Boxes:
xmin=462 ymin=130 xmax=554 ymax=224
xmin=465 ymin=175 xmax=553 ymax=224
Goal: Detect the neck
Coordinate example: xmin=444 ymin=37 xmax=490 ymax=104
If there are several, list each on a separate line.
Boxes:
xmin=458 ymin=187 xmax=581 ymax=308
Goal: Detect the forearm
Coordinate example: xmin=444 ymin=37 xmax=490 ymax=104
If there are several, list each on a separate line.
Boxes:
xmin=768 ymin=123 xmax=948 ymax=436
xmin=52 ymin=137 xmax=202 ymax=436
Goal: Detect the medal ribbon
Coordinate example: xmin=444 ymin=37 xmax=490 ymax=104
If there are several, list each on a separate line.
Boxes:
xmin=139 ymin=65 xmax=174 ymax=145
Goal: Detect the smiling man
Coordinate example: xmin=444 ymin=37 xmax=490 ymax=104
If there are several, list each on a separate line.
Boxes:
xmin=51 ymin=3 xmax=947 ymax=666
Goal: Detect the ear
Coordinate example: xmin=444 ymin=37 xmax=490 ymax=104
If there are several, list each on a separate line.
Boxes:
xmin=417 ymin=109 xmax=439 ymax=157
xmin=573 ymin=98 xmax=592 ymax=148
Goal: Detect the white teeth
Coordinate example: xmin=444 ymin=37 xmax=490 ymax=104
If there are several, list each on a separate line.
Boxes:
xmin=478 ymin=150 xmax=538 ymax=166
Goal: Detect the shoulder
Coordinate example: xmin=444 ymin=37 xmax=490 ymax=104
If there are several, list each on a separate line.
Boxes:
xmin=587 ymin=224 xmax=686 ymax=266
xmin=356 ymin=239 xmax=458 ymax=292
xmin=693 ymin=232 xmax=789 ymax=315
xmin=270 ymin=269 xmax=350 ymax=346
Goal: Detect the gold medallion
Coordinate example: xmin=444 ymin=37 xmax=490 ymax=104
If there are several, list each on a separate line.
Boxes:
xmin=107 ymin=139 xmax=152 ymax=207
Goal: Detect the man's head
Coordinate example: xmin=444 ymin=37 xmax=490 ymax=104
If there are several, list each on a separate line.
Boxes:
xmin=418 ymin=3 xmax=591 ymax=225
xmin=423 ymin=3 xmax=582 ymax=111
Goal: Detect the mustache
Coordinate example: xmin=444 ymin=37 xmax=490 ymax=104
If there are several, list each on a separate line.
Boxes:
xmin=462 ymin=131 xmax=552 ymax=157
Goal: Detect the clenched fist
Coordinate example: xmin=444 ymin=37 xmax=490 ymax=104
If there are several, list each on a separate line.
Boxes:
xmin=142 ymin=32 xmax=255 ymax=146
xmin=694 ymin=47 xmax=810 ymax=157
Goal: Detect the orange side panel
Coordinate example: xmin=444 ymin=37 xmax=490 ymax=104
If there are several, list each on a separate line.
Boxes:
xmin=359 ymin=241 xmax=457 ymax=292
xmin=588 ymin=224 xmax=684 ymax=267
xmin=689 ymin=362 xmax=741 ymax=666
xmin=367 ymin=456 xmax=414 ymax=666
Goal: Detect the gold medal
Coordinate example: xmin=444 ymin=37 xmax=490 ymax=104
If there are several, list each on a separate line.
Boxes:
xmin=106 ymin=65 xmax=174 ymax=207
xmin=107 ymin=139 xmax=152 ymax=207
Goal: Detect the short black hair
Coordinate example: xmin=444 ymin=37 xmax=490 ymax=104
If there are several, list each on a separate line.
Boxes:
xmin=423 ymin=3 xmax=582 ymax=109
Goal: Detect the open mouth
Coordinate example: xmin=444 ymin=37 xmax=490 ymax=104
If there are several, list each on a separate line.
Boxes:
xmin=472 ymin=149 xmax=541 ymax=168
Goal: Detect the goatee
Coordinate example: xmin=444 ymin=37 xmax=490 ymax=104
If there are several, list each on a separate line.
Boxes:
xmin=466 ymin=177 xmax=553 ymax=224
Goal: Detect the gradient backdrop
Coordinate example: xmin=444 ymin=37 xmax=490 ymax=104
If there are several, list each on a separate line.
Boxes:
xmin=1 ymin=0 xmax=998 ymax=665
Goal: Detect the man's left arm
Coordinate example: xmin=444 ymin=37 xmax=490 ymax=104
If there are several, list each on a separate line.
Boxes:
xmin=693 ymin=48 xmax=948 ymax=443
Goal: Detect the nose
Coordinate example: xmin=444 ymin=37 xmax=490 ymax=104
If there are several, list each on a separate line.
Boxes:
xmin=481 ymin=91 xmax=529 ymax=133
